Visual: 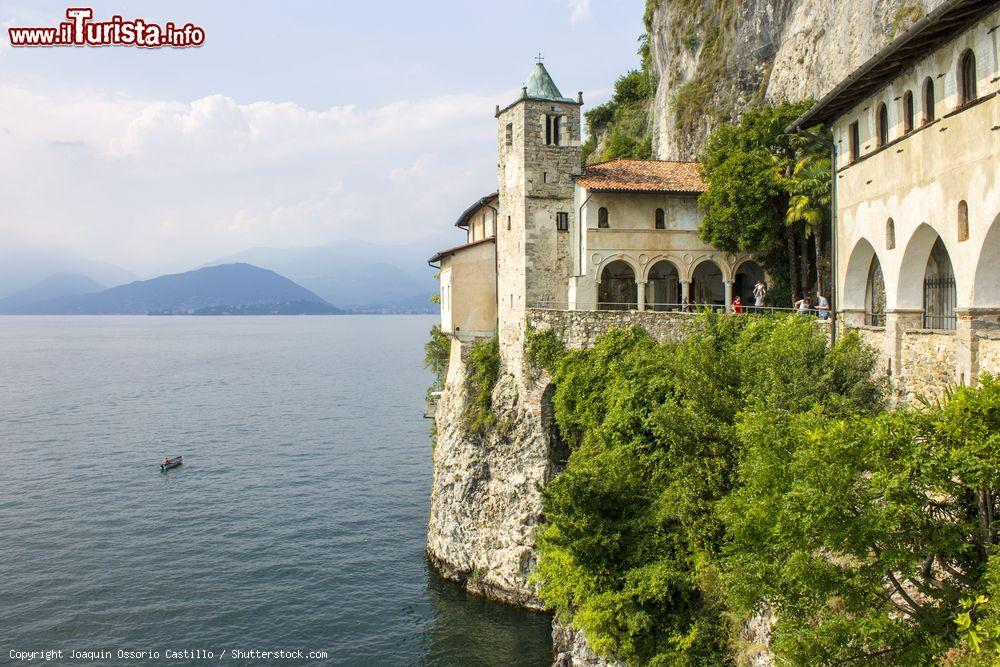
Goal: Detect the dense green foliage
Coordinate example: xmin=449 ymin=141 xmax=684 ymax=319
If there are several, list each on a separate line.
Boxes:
xmin=699 ymin=102 xmax=832 ymax=302
xmin=535 ymin=315 xmax=1000 ymax=665
xmin=463 ymin=335 xmax=500 ymax=436
xmin=525 ymin=324 xmax=567 ymax=374
xmin=535 ymin=315 xmax=883 ymax=664
xmin=424 ymin=325 xmax=450 ymax=396
xmin=725 ymin=376 xmax=1000 ymax=664
xmin=583 ymin=67 xmax=656 ymax=166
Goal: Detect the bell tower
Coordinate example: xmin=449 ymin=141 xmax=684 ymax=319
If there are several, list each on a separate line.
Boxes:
xmin=495 ymin=60 xmax=583 ymax=364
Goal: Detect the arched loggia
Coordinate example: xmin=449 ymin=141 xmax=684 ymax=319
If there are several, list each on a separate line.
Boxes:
xmin=598 ymin=260 xmax=637 ymax=311
xmin=897 ymin=223 xmax=957 ymax=330
xmin=645 ymin=260 xmax=680 ymax=311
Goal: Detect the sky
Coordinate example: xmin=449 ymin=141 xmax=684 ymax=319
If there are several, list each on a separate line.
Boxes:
xmin=0 ymin=0 xmax=646 ymax=277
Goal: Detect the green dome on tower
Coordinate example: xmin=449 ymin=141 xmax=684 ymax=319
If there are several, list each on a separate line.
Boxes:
xmin=523 ymin=62 xmax=576 ymax=103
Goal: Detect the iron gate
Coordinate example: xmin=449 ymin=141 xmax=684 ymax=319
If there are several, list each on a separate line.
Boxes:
xmin=923 ymin=274 xmax=957 ymax=330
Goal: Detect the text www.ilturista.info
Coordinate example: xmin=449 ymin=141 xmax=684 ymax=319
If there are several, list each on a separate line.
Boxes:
xmin=8 ymin=8 xmax=205 ymax=48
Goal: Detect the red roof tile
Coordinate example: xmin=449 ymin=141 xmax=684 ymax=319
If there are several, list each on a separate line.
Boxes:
xmin=576 ymin=159 xmax=706 ymax=194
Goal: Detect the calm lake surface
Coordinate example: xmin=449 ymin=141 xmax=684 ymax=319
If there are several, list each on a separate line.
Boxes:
xmin=0 ymin=316 xmax=552 ymax=666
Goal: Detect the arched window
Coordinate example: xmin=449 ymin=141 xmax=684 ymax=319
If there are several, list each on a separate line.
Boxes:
xmin=866 ymin=257 xmax=886 ymax=326
xmin=960 ymin=50 xmax=978 ymax=106
xmin=598 ymin=207 xmax=609 ymax=229
xmin=903 ymin=91 xmax=914 ymax=133
xmin=923 ymin=77 xmax=936 ymax=123
xmin=958 ymin=200 xmax=969 ymax=242
xmin=886 ymin=218 xmax=896 ymax=250
xmin=876 ymin=103 xmax=889 ymax=146
xmin=655 ymin=208 xmax=665 ymax=229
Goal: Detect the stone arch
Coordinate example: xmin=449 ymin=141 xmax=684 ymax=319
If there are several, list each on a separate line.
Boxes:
xmin=595 ymin=254 xmax=642 ymax=282
xmin=896 ymin=223 xmax=953 ymax=310
xmin=972 ymin=212 xmax=1000 ymax=308
xmin=598 ymin=259 xmax=637 ymax=310
xmin=733 ymin=260 xmax=766 ymax=306
xmin=691 ymin=259 xmax=725 ymax=306
xmin=645 ymin=259 xmax=681 ymax=310
xmin=843 ymin=237 xmax=882 ymax=312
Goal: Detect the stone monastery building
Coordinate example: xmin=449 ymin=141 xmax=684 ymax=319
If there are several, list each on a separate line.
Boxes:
xmin=791 ymin=0 xmax=1000 ymax=396
xmin=430 ymin=62 xmax=766 ymax=347
xmin=432 ymin=0 xmax=1000 ymax=400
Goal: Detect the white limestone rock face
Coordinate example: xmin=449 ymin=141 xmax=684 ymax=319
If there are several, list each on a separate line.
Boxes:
xmin=649 ymin=0 xmax=944 ymax=161
xmin=552 ymin=622 xmax=623 ymax=667
xmin=426 ymin=347 xmax=562 ymax=610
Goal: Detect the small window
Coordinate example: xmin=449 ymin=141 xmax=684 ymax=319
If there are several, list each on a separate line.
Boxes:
xmin=556 ymin=212 xmax=569 ymax=231
xmin=886 ymin=218 xmax=896 ymax=250
xmin=960 ymin=50 xmax=978 ymax=106
xmin=507 ymin=216 xmax=511 ymax=231
xmin=958 ymin=200 xmax=969 ymax=242
xmin=849 ymin=121 xmax=861 ymax=163
xmin=505 ymin=122 xmax=513 ymax=147
xmin=545 ymin=115 xmax=561 ymax=146
xmin=598 ymin=207 xmax=609 ymax=228
xmin=543 ymin=172 xmax=548 ymax=183
xmin=876 ymin=103 xmax=889 ymax=147
xmin=903 ymin=91 xmax=914 ymax=133
xmin=655 ymin=208 xmax=665 ymax=229
xmin=923 ymin=77 xmax=936 ymax=123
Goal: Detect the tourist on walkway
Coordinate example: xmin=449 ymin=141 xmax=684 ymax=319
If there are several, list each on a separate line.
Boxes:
xmin=815 ymin=293 xmax=830 ymax=320
xmin=794 ymin=296 xmax=812 ymax=314
xmin=732 ymin=296 xmax=744 ymax=314
xmin=753 ymin=281 xmax=766 ymax=313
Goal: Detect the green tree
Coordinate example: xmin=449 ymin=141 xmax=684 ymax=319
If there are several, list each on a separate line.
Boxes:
xmin=723 ymin=375 xmax=1000 ymax=665
xmin=698 ymin=102 xmax=829 ymax=302
xmin=534 ymin=315 xmax=883 ymax=664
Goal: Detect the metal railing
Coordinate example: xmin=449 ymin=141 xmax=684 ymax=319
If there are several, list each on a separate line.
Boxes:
xmin=529 ymin=301 xmax=833 ymax=319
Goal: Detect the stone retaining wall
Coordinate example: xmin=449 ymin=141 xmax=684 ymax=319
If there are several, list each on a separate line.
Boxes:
xmin=897 ymin=330 xmax=957 ymax=403
xmin=979 ymin=332 xmax=1000 ymax=376
xmin=527 ymin=308 xmax=699 ymax=349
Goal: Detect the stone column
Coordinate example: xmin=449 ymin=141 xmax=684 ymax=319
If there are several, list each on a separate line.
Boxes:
xmin=681 ymin=280 xmax=690 ymax=307
xmin=724 ymin=280 xmax=734 ymax=313
xmin=637 ymin=281 xmax=646 ymax=312
xmin=955 ymin=308 xmax=981 ymax=386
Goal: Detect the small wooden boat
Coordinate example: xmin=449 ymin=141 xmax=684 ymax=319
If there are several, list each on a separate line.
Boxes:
xmin=160 ymin=456 xmax=183 ymax=471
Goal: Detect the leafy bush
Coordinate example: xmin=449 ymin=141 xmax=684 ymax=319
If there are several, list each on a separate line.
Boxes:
xmin=525 ymin=325 xmax=567 ymax=374
xmin=725 ymin=375 xmax=1000 ymax=664
xmin=535 ymin=314 xmax=883 ymax=664
xmin=424 ymin=325 xmax=450 ymax=395
xmin=463 ymin=335 xmax=500 ymax=436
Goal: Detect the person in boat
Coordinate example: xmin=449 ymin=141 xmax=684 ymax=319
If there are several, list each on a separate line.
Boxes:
xmin=163 ymin=456 xmax=170 ymax=465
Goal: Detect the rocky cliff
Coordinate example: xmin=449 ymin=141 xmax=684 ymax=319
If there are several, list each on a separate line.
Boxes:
xmin=426 ymin=343 xmax=563 ymax=610
xmin=647 ymin=0 xmax=941 ymax=160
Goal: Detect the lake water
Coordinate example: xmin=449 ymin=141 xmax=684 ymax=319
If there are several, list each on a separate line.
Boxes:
xmin=0 ymin=316 xmax=552 ymax=666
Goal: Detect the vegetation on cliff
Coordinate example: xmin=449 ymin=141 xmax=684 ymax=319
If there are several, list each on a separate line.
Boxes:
xmin=532 ymin=315 xmax=1000 ymax=665
xmin=698 ymin=102 xmax=832 ymax=303
xmin=424 ymin=325 xmax=450 ymax=398
xmin=463 ymin=335 xmax=501 ymax=436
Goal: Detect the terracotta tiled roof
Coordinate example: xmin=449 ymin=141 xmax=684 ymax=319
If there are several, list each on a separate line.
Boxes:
xmin=576 ymin=159 xmax=707 ymax=194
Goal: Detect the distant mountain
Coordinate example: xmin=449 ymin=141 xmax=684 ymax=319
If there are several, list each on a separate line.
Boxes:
xmin=13 ymin=263 xmax=339 ymax=315
xmin=0 ymin=248 xmax=136 ymax=298
xmin=207 ymin=238 xmax=449 ymax=312
xmin=0 ymin=273 xmax=104 ymax=312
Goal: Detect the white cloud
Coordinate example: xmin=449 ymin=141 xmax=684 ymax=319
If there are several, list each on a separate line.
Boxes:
xmin=566 ymin=0 xmax=591 ymax=25
xmin=0 ymin=84 xmax=508 ymax=275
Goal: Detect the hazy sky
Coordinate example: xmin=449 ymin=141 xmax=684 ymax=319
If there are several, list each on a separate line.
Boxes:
xmin=0 ymin=0 xmax=646 ymax=276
